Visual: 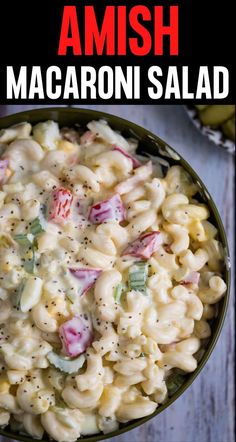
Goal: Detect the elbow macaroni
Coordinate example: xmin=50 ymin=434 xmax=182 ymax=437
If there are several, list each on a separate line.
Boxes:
xmin=0 ymin=119 xmax=227 ymax=441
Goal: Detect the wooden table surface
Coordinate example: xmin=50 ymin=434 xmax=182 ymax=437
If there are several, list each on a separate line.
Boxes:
xmin=0 ymin=105 xmax=235 ymax=442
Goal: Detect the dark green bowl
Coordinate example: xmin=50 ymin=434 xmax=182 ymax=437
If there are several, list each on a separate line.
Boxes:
xmin=0 ymin=108 xmax=231 ymax=442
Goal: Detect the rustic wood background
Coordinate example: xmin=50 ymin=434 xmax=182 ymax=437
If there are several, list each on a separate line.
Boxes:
xmin=0 ymin=105 xmax=235 ymax=442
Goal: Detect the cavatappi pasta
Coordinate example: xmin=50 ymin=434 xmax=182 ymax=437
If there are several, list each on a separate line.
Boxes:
xmin=0 ymin=120 xmax=227 ymax=441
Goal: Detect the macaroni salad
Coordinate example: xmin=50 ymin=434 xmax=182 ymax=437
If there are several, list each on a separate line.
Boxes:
xmin=0 ymin=120 xmax=227 ymax=441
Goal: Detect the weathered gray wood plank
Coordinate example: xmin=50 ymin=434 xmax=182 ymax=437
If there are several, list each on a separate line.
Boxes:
xmin=0 ymin=105 xmax=234 ymax=442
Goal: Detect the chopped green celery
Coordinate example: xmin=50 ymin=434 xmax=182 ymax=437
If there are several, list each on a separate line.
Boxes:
xmin=113 ymin=283 xmax=127 ymax=302
xmin=166 ymin=373 xmax=185 ymax=396
xmin=15 ymin=234 xmax=35 ymax=274
xmin=30 ymin=204 xmax=47 ymax=236
xmin=22 ymin=247 xmax=35 ymax=274
xmin=14 ymin=279 xmax=26 ymax=307
xmin=47 ymin=351 xmax=86 ymax=374
xmin=128 ymin=262 xmax=148 ymax=293
xmin=30 ymin=217 xmax=45 ymax=236
xmin=14 ymin=234 xmax=32 ymax=248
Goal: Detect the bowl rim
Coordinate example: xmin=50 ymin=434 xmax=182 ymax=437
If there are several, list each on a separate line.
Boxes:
xmin=0 ymin=107 xmax=231 ymax=442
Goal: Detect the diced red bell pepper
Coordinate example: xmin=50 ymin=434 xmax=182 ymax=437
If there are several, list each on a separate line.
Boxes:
xmin=69 ymin=267 xmax=102 ymax=296
xmin=0 ymin=159 xmax=9 ymax=185
xmin=48 ymin=187 xmax=73 ymax=224
xmin=113 ymin=145 xmax=141 ymax=169
xmin=59 ymin=316 xmax=93 ymax=357
xmin=122 ymin=231 xmax=163 ymax=259
xmin=88 ymin=193 xmax=126 ymax=225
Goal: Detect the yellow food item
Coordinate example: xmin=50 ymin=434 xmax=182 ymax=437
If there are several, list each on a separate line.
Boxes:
xmin=194 ymin=104 xmax=235 ymax=142
xmin=222 ymin=116 xmax=235 ymax=141
xmin=195 ymin=105 xmax=208 ymax=111
xmin=199 ymin=105 xmax=235 ymax=126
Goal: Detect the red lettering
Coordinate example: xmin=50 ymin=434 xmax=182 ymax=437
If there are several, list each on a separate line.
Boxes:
xmin=85 ymin=6 xmax=115 ymax=55
xmin=57 ymin=5 xmax=179 ymax=57
xmin=58 ymin=6 xmax=82 ymax=55
xmin=154 ymin=6 xmax=179 ymax=55
xmin=129 ymin=6 xmax=152 ymax=56
xmin=117 ymin=6 xmax=127 ymax=55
